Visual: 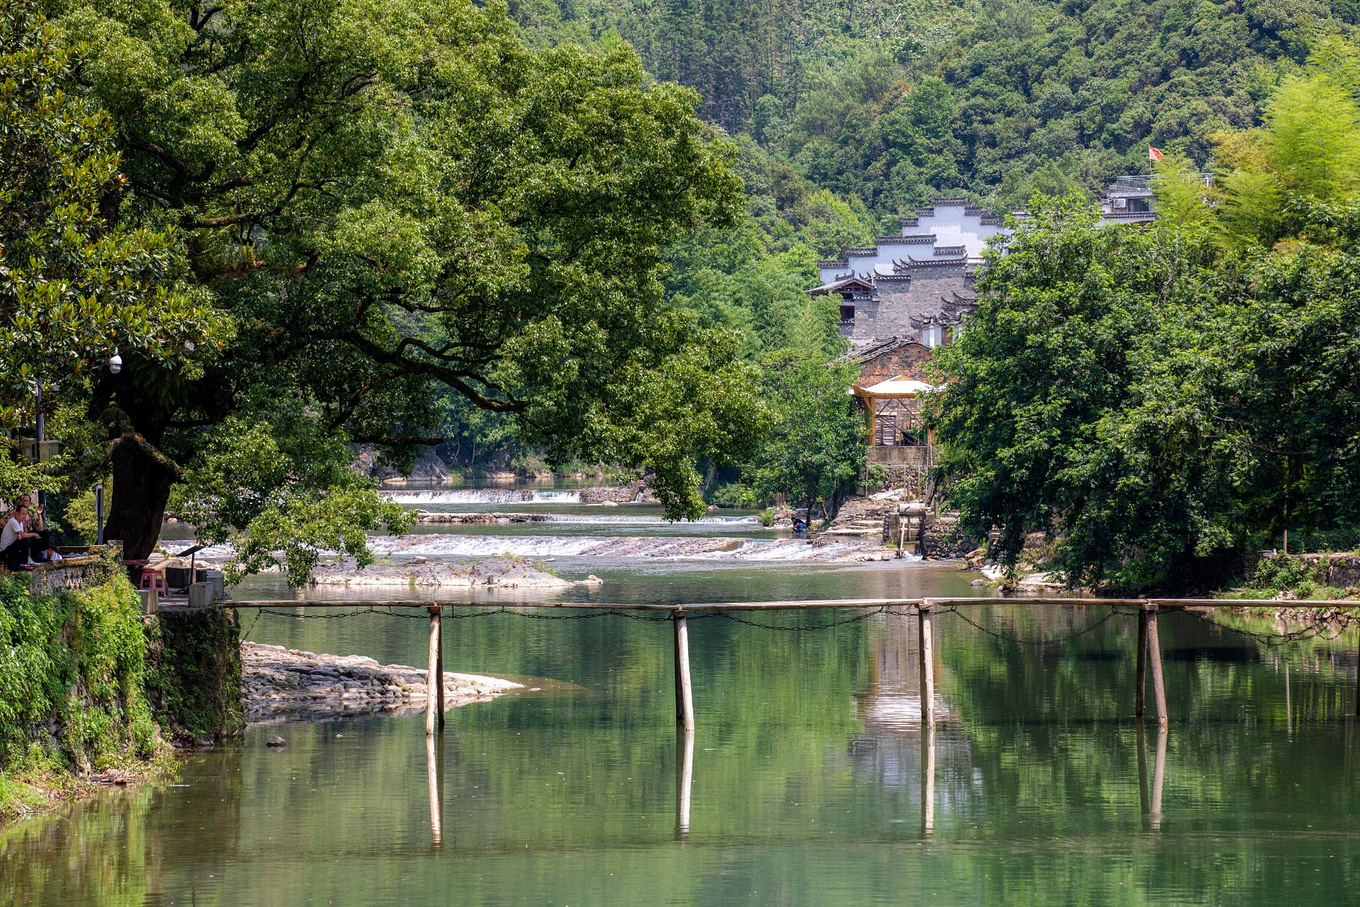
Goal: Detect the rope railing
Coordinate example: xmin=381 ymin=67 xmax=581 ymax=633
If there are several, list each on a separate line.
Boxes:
xmin=225 ymin=594 xmax=1360 ymax=733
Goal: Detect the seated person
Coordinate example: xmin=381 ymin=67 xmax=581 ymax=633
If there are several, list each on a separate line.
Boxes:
xmin=14 ymin=494 xmax=53 ymax=553
xmin=1 ymin=504 xmax=47 ymax=569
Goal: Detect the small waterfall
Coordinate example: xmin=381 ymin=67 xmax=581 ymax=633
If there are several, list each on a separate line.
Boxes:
xmin=369 ymin=535 xmax=915 ymax=562
xmin=382 ymin=489 xmax=583 ymax=505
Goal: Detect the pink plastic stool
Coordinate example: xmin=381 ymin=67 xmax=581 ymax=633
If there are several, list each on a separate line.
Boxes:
xmin=139 ymin=567 xmax=168 ymax=596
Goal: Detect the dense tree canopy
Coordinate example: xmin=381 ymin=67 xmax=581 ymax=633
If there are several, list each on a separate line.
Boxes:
xmin=508 ymin=0 xmax=1358 ymax=215
xmin=0 ymin=1 xmax=217 ymax=500
xmin=931 ymin=58 xmax=1360 ymax=591
xmin=10 ymin=0 xmax=764 ymax=569
xmin=745 ymin=356 xmax=866 ymax=522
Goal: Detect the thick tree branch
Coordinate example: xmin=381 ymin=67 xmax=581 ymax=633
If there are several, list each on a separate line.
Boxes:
xmin=341 ymin=330 xmax=524 ymax=413
xmin=350 ymin=433 xmax=445 ymax=447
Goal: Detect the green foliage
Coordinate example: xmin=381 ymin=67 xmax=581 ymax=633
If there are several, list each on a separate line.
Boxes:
xmin=0 ymin=449 xmax=55 ymax=507
xmin=707 ymin=481 xmax=758 ymax=508
xmin=745 ymin=355 xmax=866 ymax=520
xmin=932 ymin=57 xmax=1360 ymax=590
xmin=1215 ymin=69 xmax=1360 ymax=246
xmin=144 ymin=609 xmax=242 ymax=740
xmin=931 ymin=195 xmax=1236 ymax=588
xmin=514 ymin=0 xmax=1356 ymax=214
xmin=864 ymin=463 xmax=889 ymax=491
xmin=1149 ymin=153 xmax=1217 ymax=230
xmin=0 ymin=0 xmax=220 ymax=430
xmin=170 ymin=407 xmax=410 ymax=584
xmin=56 ymin=486 xmax=98 ymax=545
xmin=13 ymin=0 xmax=766 ymax=560
xmin=0 ymin=570 xmax=160 ymax=775
xmin=1243 ymin=554 xmax=1333 ymax=598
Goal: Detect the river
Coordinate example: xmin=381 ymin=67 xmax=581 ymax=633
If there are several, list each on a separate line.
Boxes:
xmin=5 ymin=490 xmax=1360 ymax=905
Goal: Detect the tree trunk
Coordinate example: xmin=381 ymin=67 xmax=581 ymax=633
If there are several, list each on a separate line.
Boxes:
xmin=103 ymin=438 xmax=177 ymax=561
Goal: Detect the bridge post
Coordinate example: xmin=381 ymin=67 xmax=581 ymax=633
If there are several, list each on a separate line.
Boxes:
xmin=919 ymin=600 xmax=935 ymax=729
xmin=673 ymin=609 xmax=695 ymax=732
xmin=1144 ymin=606 xmax=1168 ymax=726
xmin=1136 ymin=605 xmax=1147 ymax=718
xmin=426 ymin=606 xmax=443 ymax=736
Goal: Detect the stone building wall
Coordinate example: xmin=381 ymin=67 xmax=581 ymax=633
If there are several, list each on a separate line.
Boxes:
xmin=863 ymin=262 xmax=973 ymax=341
xmin=854 ymin=340 xmax=933 ymax=384
xmin=28 ymin=554 xmax=117 ymax=597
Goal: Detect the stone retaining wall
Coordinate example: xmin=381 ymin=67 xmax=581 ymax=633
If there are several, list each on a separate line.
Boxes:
xmin=1275 ymin=553 xmax=1360 ymax=589
xmin=28 ymin=556 xmax=111 ymax=596
xmin=579 ymin=482 xmax=654 ymax=504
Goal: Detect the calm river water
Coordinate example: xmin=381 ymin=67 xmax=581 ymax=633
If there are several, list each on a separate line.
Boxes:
xmin=5 ymin=497 xmax=1360 ymax=905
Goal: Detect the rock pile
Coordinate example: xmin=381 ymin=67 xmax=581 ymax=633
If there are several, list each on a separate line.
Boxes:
xmin=242 ymin=642 xmax=523 ymax=724
xmin=309 ymin=557 xmax=575 ymax=588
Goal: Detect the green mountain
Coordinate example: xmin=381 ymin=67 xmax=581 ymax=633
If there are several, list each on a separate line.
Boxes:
xmin=511 ymin=0 xmax=1358 ymax=213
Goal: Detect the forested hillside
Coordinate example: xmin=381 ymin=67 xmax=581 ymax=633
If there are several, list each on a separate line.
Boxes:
xmin=512 ymin=0 xmax=1358 ymax=212
xmin=439 ymin=0 xmax=1360 ymax=485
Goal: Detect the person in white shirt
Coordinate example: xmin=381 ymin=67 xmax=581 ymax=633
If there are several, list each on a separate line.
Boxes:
xmin=2 ymin=504 xmax=44 ymax=569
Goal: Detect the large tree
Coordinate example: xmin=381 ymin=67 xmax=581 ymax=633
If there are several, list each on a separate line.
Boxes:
xmin=27 ymin=0 xmax=760 ymax=565
xmin=930 ymin=61 xmax=1360 ymax=591
xmin=746 ymin=355 xmax=865 ymax=523
xmin=0 ymin=0 xmax=216 ymax=500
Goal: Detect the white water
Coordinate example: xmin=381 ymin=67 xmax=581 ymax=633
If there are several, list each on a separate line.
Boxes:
xmin=522 ymin=514 xmax=760 ymax=526
xmin=373 ymin=534 xmax=907 ymax=562
xmin=383 ymin=490 xmax=583 ymax=504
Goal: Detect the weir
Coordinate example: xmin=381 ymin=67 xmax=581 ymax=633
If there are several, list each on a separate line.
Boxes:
xmin=219 ymin=595 xmax=1359 ymax=845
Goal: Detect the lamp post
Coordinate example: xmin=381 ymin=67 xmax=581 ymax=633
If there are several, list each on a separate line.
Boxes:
xmin=99 ymin=349 xmax=122 ymax=547
xmin=31 ymin=382 xmax=50 ymax=527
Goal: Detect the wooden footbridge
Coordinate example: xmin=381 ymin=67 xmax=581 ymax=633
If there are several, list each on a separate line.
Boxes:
xmin=225 ymin=595 xmax=1360 ymax=734
xmin=224 ymin=595 xmax=1355 ymax=844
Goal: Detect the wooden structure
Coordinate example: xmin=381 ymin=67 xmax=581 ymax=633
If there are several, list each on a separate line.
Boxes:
xmin=228 ymin=595 xmax=1360 ymax=738
xmin=226 ymin=594 xmax=1356 ymax=844
xmin=851 ymin=376 xmax=936 ymax=468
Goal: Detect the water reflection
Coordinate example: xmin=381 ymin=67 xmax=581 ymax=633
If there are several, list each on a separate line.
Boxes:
xmin=675 ymin=727 xmax=694 ymax=840
xmin=427 ymin=734 xmax=443 ymax=848
xmin=851 ymin=614 xmax=963 ymax=838
xmin=9 ymin=593 xmax=1360 ymax=905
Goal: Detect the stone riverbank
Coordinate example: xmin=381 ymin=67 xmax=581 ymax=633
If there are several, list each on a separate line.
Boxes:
xmin=242 ymin=643 xmax=523 ymax=724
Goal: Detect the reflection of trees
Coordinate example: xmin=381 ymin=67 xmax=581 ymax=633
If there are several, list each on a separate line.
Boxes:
xmin=13 ymin=605 xmax=1360 ymax=905
xmin=0 ymin=748 xmax=243 ymax=907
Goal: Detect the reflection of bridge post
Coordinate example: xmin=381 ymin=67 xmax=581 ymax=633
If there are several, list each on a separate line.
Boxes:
xmin=918 ymin=601 xmax=935 ymax=729
xmin=1137 ymin=723 xmax=1150 ymax=829
xmin=675 ymin=726 xmax=694 ymax=840
xmin=1136 ymin=611 xmax=1147 ymax=717
xmin=1137 ymin=717 xmax=1167 ymax=832
xmin=1151 ymin=724 xmax=1166 ymax=831
xmin=427 ymin=733 xmax=443 ymax=847
xmin=921 ymin=720 xmax=935 ymax=837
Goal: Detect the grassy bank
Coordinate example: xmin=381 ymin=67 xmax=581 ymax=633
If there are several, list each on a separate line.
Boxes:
xmin=0 ymin=569 xmax=176 ymax=822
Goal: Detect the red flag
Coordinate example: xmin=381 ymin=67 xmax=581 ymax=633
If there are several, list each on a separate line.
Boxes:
xmin=1148 ymin=145 xmax=1165 ymax=163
